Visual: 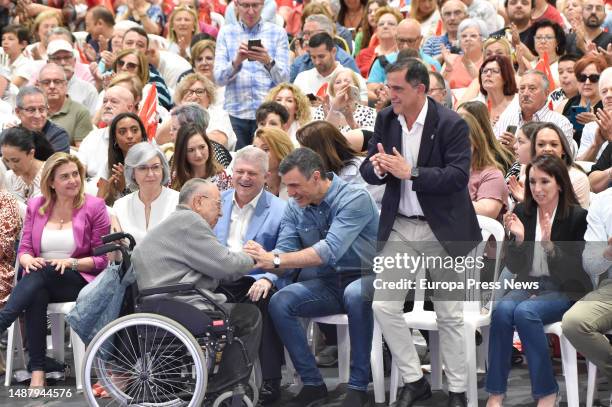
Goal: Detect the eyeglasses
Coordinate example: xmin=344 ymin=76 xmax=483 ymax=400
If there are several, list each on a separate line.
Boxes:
xmin=117 ymin=60 xmax=139 ymax=71
xmin=48 ymin=55 xmax=74 ymax=63
xmin=185 ymin=88 xmax=207 ymax=97
xmin=135 ymin=163 xmax=163 ymax=174
xmin=482 ymin=67 xmax=501 ymax=76
xmin=39 ymin=79 xmax=66 ymax=86
xmin=396 ymin=37 xmax=420 ymax=46
xmin=238 ymin=2 xmax=263 ymax=10
xmin=428 ymin=87 xmax=445 ymax=93
xmin=195 ymin=194 xmax=221 ymax=207
xmin=442 ymin=10 xmax=464 ymax=18
xmin=535 ymin=35 xmax=556 ymax=42
xmin=19 ymin=106 xmax=48 ymax=115
xmin=577 ymin=73 xmax=600 ymax=83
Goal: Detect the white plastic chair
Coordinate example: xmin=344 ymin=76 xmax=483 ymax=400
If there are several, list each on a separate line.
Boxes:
xmin=585 ymin=329 xmax=612 ymax=407
xmin=385 ymin=215 xmax=505 ymax=407
xmin=541 ymin=322 xmax=580 ymax=406
xmin=307 ymin=315 xmax=385 ymax=404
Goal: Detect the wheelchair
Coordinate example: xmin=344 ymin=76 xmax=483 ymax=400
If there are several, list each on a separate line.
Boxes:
xmin=81 ymin=232 xmax=260 ymax=407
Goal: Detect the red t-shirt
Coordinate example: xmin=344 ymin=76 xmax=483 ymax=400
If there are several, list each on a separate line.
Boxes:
xmin=535 ymin=4 xmax=565 ymax=28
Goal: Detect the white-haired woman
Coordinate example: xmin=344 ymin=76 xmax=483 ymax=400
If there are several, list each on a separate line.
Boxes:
xmin=0 ymin=163 xmax=22 ymax=305
xmin=312 ymin=68 xmax=376 ymax=133
xmin=111 ymin=142 xmax=179 ymax=244
xmin=442 ymin=18 xmax=487 ymax=90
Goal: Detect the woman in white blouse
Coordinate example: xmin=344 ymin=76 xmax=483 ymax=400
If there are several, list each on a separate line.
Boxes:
xmin=112 ymin=142 xmax=179 ymax=244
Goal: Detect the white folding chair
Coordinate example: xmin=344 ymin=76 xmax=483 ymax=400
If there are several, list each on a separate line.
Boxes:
xmin=541 ymin=322 xmax=580 ymax=406
xmin=386 ymin=215 xmax=505 ymax=407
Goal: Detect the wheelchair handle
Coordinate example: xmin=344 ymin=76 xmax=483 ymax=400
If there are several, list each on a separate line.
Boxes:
xmin=102 ymin=232 xmax=136 ymax=250
xmin=93 ymin=243 xmax=132 ymax=280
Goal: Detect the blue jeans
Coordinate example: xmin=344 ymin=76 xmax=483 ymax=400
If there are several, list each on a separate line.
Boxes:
xmin=229 ymin=115 xmax=258 ymax=150
xmin=269 ymin=274 xmax=374 ymax=391
xmin=485 ymin=287 xmax=573 ymax=400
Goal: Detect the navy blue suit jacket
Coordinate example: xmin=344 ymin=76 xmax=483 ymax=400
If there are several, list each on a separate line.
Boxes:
xmin=214 ymin=189 xmax=287 ymax=284
xmin=360 ymin=97 xmax=481 ymax=256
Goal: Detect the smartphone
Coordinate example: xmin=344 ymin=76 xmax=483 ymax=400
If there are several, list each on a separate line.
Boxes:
xmin=505 ymin=125 xmax=517 ymax=135
xmin=348 ymin=85 xmax=360 ymax=101
xmin=247 ymin=39 xmax=262 ymax=51
xmin=570 ymin=105 xmax=588 ymax=131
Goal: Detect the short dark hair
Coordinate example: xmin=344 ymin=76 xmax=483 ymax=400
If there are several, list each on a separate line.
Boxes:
xmin=308 ymin=32 xmax=335 ymax=51
xmin=524 ymin=154 xmax=579 ymax=219
xmin=503 ymin=0 xmax=535 ymax=9
xmin=2 ymin=24 xmax=29 ymax=44
xmin=528 ymin=20 xmax=566 ymax=57
xmin=396 ymin=48 xmax=420 ymax=62
xmin=279 ymin=147 xmax=326 ymax=179
xmin=479 ymin=55 xmax=517 ymax=97
xmin=89 ymin=6 xmax=115 ymax=27
xmin=256 ymin=102 xmax=290 ymax=125
xmin=0 ymin=127 xmax=54 ymax=161
xmin=385 ymin=57 xmax=430 ymax=92
xmin=190 ymin=32 xmax=215 ymax=47
xmin=124 ymin=26 xmax=150 ymax=48
xmin=558 ymin=54 xmax=578 ymax=64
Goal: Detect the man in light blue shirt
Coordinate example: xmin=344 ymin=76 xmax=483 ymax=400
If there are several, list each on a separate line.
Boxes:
xmin=244 ymin=148 xmax=379 ymax=407
xmin=214 ymin=0 xmax=289 ymax=149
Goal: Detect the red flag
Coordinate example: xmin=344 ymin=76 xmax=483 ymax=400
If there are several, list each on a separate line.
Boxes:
xmin=139 ymin=86 xmax=158 ymax=141
xmin=316 ymin=82 xmax=328 ymax=99
xmin=534 ymin=52 xmax=557 ymax=93
xmin=435 ymin=19 xmax=443 ymax=36
xmin=76 ymin=44 xmax=90 ymax=64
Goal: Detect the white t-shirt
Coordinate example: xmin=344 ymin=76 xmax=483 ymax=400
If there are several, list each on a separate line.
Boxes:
xmin=293 ymin=64 xmax=368 ymax=103
xmin=157 ymin=50 xmax=192 ymax=90
xmin=77 ymin=127 xmax=109 ymax=179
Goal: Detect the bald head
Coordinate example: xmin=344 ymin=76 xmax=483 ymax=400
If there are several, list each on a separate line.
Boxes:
xmin=441 ymin=0 xmax=468 ymax=34
xmin=101 ymin=85 xmax=136 ymax=124
xmin=397 ymin=19 xmax=423 ymax=50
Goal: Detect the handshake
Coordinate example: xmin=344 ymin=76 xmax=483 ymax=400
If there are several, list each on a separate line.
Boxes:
xmin=243 ymin=240 xmax=280 ymax=272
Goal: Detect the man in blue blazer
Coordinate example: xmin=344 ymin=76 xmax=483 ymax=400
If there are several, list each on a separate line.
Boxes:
xmin=360 ymin=58 xmax=481 ymax=407
xmin=213 ymin=146 xmax=287 ymax=405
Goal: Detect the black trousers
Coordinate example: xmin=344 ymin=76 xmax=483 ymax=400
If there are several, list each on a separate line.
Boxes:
xmin=216 ymin=277 xmax=284 ymax=381
xmin=0 ymin=265 xmax=86 ymax=370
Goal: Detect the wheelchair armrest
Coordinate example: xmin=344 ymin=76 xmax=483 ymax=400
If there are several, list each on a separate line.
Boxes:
xmin=139 ymin=283 xmax=196 ymax=297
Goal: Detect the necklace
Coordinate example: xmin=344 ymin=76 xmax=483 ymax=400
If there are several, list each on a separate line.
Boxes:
xmin=59 ymin=219 xmax=64 ymax=230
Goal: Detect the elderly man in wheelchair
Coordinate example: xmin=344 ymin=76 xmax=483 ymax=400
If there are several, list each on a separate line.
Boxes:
xmin=81 ymin=178 xmax=263 ymax=407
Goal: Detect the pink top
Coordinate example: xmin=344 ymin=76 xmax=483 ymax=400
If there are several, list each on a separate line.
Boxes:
xmin=469 ymin=166 xmax=509 ymax=219
xmin=18 ymin=194 xmax=110 ymax=283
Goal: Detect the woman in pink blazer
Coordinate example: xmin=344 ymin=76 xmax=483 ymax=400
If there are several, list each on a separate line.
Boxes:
xmin=0 ymin=153 xmax=110 ymax=390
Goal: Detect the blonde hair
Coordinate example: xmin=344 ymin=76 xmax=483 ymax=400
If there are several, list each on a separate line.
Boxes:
xmin=265 ymin=83 xmax=312 ymax=126
xmin=112 ymin=49 xmax=149 ymax=84
xmin=109 ymin=72 xmax=144 ymax=103
xmin=34 ymin=11 xmax=63 ymax=41
xmin=483 ymin=37 xmax=512 ymax=58
xmin=253 ymin=127 xmax=295 ymax=167
xmin=174 ymin=73 xmax=217 ymax=106
xmin=191 ymin=39 xmax=216 ymax=65
xmin=39 ymin=153 xmax=86 ymax=215
xmin=374 ymin=6 xmax=403 ymax=25
xmin=168 ymin=6 xmax=200 ymax=44
xmin=327 ymin=68 xmax=361 ymax=97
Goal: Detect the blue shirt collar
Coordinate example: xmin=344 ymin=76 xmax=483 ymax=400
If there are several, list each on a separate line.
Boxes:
xmin=239 ymin=18 xmax=263 ymax=34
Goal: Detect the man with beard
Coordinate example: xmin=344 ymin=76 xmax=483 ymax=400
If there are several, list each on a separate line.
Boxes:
xmin=489 ymin=0 xmax=535 ymax=46
xmin=566 ymin=0 xmax=612 ymax=58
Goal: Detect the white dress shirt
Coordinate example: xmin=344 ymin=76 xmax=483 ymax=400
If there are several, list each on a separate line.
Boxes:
xmin=77 ymin=127 xmax=109 ymax=179
xmin=578 ymin=121 xmax=608 ymax=161
xmin=582 ymin=188 xmax=612 ymax=280
xmin=293 ymin=63 xmax=369 ymax=102
xmin=397 ymin=101 xmax=428 ymax=217
xmin=227 ymin=189 xmax=264 ymax=252
xmin=112 ymin=187 xmax=180 ymax=244
xmin=530 ymin=205 xmax=557 ymax=278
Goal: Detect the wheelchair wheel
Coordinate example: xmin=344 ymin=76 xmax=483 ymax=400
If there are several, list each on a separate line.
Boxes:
xmin=82 ymin=313 xmax=208 ymax=407
xmin=209 ymin=361 xmax=259 ymax=407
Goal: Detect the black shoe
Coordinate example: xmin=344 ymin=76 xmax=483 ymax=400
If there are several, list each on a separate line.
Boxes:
xmin=447 ymin=391 xmax=467 ymax=407
xmin=340 ymin=389 xmax=370 ymax=407
xmin=259 ymin=379 xmax=281 ymax=405
xmin=391 ymin=376 xmax=432 ymax=407
xmin=285 ymin=384 xmax=328 ymax=407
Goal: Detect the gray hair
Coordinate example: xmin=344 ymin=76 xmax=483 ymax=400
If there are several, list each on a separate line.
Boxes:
xmin=171 ymin=103 xmax=210 ymax=135
xmin=523 ymin=69 xmax=550 ymax=92
xmin=305 ymin=14 xmax=335 ymax=35
xmin=599 ymin=67 xmax=612 ymax=93
xmin=178 ymin=178 xmax=213 ymax=204
xmin=16 ymin=86 xmax=47 ymax=109
xmin=39 ymin=63 xmax=67 ymax=81
xmin=46 ymin=27 xmax=73 ymax=43
xmin=457 ymin=18 xmax=488 ymax=40
xmin=279 ymin=147 xmax=325 ymax=178
xmin=123 ymin=142 xmax=171 ymax=190
xmin=234 ymin=145 xmax=269 ymax=173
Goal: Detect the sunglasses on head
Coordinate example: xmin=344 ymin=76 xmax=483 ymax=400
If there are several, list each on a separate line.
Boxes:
xmin=577 ymin=73 xmax=600 ymax=83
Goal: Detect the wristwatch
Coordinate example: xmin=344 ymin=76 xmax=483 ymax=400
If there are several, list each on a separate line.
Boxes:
xmin=410 ymin=167 xmax=420 ymax=180
xmin=265 ymin=59 xmax=276 ymax=71
xmin=71 ymin=258 xmax=78 ymax=272
xmin=273 ymin=254 xmax=281 ymax=269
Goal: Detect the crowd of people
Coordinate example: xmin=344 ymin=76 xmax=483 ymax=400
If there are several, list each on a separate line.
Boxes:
xmin=0 ymin=0 xmax=611 ymax=405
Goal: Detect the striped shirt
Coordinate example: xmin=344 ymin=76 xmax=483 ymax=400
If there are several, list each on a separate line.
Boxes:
xmin=214 ymin=19 xmax=289 ymax=120
xmin=493 ymin=102 xmax=576 ymax=155
xmin=422 ymin=33 xmax=453 ymax=58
